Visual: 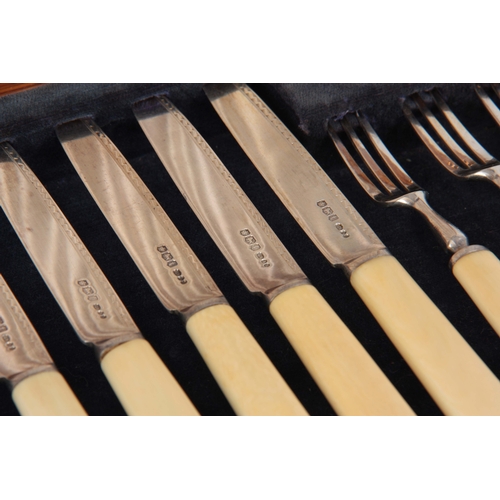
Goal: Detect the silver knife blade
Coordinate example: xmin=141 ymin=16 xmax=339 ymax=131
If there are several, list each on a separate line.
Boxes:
xmin=56 ymin=119 xmax=226 ymax=320
xmin=204 ymin=83 xmax=389 ymax=275
xmin=133 ymin=96 xmax=310 ymax=302
xmin=0 ymin=143 xmax=142 ymax=357
xmin=0 ymin=274 xmax=55 ymax=387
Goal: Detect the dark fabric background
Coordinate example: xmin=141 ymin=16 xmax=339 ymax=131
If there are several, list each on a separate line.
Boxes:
xmin=1 ymin=83 xmax=500 ymax=416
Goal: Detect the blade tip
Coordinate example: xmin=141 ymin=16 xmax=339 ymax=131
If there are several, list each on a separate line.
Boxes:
xmin=203 ymin=83 xmax=239 ymax=102
xmin=132 ymin=95 xmax=171 ymax=121
xmin=56 ymin=118 xmax=94 ymax=143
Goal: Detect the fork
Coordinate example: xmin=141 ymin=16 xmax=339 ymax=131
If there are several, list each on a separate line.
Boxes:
xmin=402 ymin=87 xmax=500 ymax=188
xmin=328 ymin=111 xmax=500 ymax=338
xmin=475 ymin=83 xmax=500 ymax=128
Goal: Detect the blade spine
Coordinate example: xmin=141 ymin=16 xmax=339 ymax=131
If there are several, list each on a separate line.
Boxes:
xmin=0 ymin=143 xmax=136 ymax=329
xmin=73 ymin=119 xmax=222 ymax=297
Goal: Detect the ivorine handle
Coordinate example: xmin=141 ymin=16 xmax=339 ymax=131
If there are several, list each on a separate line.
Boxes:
xmin=268 ymin=284 xmax=415 ymax=416
xmin=452 ymin=249 xmax=500 ymax=338
xmin=100 ymin=338 xmax=199 ymax=416
xmin=12 ymin=370 xmax=87 ymax=416
xmin=186 ymin=304 xmax=307 ymax=415
xmin=350 ymin=255 xmax=500 ymax=415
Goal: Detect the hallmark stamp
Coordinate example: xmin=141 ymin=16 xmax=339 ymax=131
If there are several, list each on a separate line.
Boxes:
xmin=240 ymin=229 xmax=271 ymax=267
xmin=317 ymin=200 xmax=350 ymax=238
xmin=0 ymin=316 xmax=15 ymax=351
xmin=77 ymin=279 xmax=107 ymax=318
xmin=157 ymin=246 xmax=187 ymax=284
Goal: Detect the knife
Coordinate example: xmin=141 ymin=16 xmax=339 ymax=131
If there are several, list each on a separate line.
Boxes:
xmin=204 ymin=83 xmax=500 ymax=416
xmin=0 ymin=143 xmax=199 ymax=415
xmin=133 ymin=95 xmax=415 ymax=416
xmin=57 ymin=118 xmax=308 ymax=416
xmin=0 ymin=273 xmax=87 ymax=415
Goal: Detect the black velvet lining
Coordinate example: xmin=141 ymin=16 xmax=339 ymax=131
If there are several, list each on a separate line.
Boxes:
xmin=1 ymin=83 xmax=499 ymax=416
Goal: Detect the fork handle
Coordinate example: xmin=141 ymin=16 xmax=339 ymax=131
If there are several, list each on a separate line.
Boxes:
xmin=350 ymin=255 xmax=500 ymax=415
xmin=452 ymin=248 xmax=500 ymax=338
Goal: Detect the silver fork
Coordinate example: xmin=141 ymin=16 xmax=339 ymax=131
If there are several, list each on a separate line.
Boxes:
xmin=402 ymin=87 xmax=500 ymax=187
xmin=328 ymin=111 xmax=500 ymax=338
xmin=475 ymin=83 xmax=500 ymax=128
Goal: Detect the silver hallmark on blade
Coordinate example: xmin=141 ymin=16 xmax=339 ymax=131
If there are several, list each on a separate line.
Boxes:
xmin=57 ymin=119 xmax=227 ymax=320
xmin=204 ymin=83 xmax=390 ymax=275
xmin=0 ymin=143 xmax=142 ymax=358
xmin=133 ymin=96 xmax=309 ymax=302
xmin=0 ymin=275 xmax=56 ymax=388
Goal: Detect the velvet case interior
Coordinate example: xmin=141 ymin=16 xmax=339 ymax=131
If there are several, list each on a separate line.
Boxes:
xmin=1 ymin=83 xmax=499 ymax=416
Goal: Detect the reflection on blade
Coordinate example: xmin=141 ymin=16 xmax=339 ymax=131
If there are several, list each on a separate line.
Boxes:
xmin=204 ymin=83 xmax=389 ymax=275
xmin=0 ymin=143 xmax=142 ymax=355
xmin=57 ymin=119 xmax=226 ymax=320
xmin=133 ymin=96 xmax=309 ymax=302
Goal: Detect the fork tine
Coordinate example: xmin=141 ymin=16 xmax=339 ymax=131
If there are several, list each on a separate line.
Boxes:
xmin=340 ymin=115 xmax=401 ymax=196
xmin=402 ymin=98 xmax=465 ymax=177
xmin=327 ymin=120 xmax=385 ymax=200
xmin=411 ymin=93 xmax=478 ymax=168
xmin=356 ymin=112 xmax=420 ymax=191
xmin=430 ymin=88 xmax=495 ymax=165
xmin=475 ymin=84 xmax=500 ymax=128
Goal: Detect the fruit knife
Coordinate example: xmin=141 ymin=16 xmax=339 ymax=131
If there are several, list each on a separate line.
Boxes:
xmin=0 ymin=143 xmax=198 ymax=415
xmin=57 ymin=118 xmax=308 ymax=416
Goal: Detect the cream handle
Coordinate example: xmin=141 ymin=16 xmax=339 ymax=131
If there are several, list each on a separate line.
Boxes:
xmin=186 ymin=304 xmax=307 ymax=416
xmin=268 ymin=284 xmax=414 ymax=415
xmin=101 ymin=338 xmax=199 ymax=416
xmin=12 ymin=370 xmax=87 ymax=416
xmin=452 ymin=249 xmax=500 ymax=338
xmin=350 ymin=255 xmax=500 ymax=415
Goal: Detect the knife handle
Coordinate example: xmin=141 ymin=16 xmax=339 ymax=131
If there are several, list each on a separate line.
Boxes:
xmin=452 ymin=249 xmax=500 ymax=338
xmin=11 ymin=370 xmax=87 ymax=416
xmin=350 ymin=254 xmax=500 ymax=415
xmin=269 ymin=284 xmax=415 ymax=416
xmin=100 ymin=338 xmax=199 ymax=416
xmin=186 ymin=304 xmax=308 ymax=415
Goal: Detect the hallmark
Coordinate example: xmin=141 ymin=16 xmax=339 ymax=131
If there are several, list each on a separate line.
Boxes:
xmin=240 ymin=229 xmax=271 ymax=268
xmin=156 ymin=246 xmax=188 ymax=284
xmin=317 ymin=200 xmax=350 ymax=238
xmin=0 ymin=317 xmax=15 ymax=351
xmin=77 ymin=279 xmax=107 ymax=318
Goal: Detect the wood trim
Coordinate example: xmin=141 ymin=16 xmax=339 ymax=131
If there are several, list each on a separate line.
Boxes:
xmin=0 ymin=84 xmax=43 ymax=97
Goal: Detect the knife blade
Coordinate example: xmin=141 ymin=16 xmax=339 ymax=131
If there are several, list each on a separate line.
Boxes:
xmin=204 ymin=82 xmax=500 ymax=415
xmin=57 ymin=118 xmax=308 ymax=416
xmin=0 ymin=143 xmax=199 ymax=415
xmin=133 ymin=95 xmax=415 ymax=416
xmin=0 ymin=273 xmax=87 ymax=415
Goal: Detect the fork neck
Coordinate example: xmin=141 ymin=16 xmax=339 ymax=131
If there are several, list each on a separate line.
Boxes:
xmin=391 ymin=190 xmax=469 ymax=254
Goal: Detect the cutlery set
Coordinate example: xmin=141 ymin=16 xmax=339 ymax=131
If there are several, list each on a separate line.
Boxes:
xmin=1 ymin=83 xmax=499 ymax=415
